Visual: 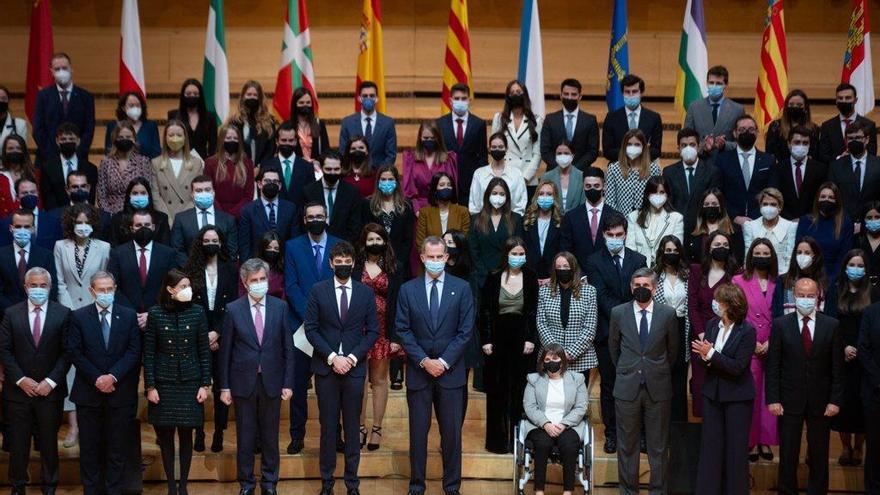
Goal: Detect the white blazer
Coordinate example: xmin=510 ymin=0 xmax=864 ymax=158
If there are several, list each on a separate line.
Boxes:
xmin=54 ymin=238 xmax=111 ymax=310
xmin=625 ymin=209 xmax=684 ymax=265
xmin=492 ymin=112 xmax=543 ymax=185
xmin=0 ymin=114 xmax=28 ymax=143
xmin=742 ymin=216 xmax=797 ymax=274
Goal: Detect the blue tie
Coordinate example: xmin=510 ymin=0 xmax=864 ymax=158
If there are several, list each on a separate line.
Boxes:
xmin=639 ymin=309 xmax=649 ymax=351
xmin=430 ymin=279 xmax=440 ymax=327
xmin=267 ymin=202 xmax=276 ymax=230
xmin=101 ymin=310 xmax=111 ymax=349
xmin=313 ymin=244 xmax=322 ymax=274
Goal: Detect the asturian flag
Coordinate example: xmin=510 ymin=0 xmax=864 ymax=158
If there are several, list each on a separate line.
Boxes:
xmin=605 ymin=0 xmax=630 ymax=112
xmin=841 ymin=0 xmax=874 ymax=116
xmin=674 ymin=0 xmax=708 ymax=121
xmin=119 ymin=0 xmax=146 ymax=98
xmin=517 ymin=0 xmax=544 ymax=116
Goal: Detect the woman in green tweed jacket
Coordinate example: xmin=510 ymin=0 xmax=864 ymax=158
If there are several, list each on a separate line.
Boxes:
xmin=143 ymin=268 xmax=212 ymax=495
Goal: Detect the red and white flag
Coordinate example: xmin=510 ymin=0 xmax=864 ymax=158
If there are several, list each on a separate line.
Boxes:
xmin=119 ymin=0 xmax=145 ymax=97
xmin=841 ymin=0 xmax=873 ymax=115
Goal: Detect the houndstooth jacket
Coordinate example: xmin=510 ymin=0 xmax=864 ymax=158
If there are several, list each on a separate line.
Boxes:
xmin=536 ymin=279 xmax=598 ymax=372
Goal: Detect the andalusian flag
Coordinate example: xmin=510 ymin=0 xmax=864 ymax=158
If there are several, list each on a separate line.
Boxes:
xmin=203 ymin=0 xmax=229 ymax=125
xmin=755 ymin=0 xmax=788 ymax=129
xmin=841 ymin=0 xmax=874 ymax=116
xmin=355 ymin=0 xmax=385 ymax=113
xmin=272 ymin=0 xmax=318 ymax=121
xmin=440 ymin=0 xmax=473 ymax=114
xmin=674 ymin=0 xmax=708 ymax=122
xmin=517 ymin=0 xmax=544 ymax=117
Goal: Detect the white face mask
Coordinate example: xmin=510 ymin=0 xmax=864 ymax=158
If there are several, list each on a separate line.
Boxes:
xmin=556 ymin=154 xmax=573 ymax=168
xmin=796 ymin=253 xmax=813 ymax=269
xmin=648 ymin=193 xmax=667 ymax=209
xmin=173 ymin=287 xmax=193 ymax=302
xmin=54 ymin=69 xmax=71 ymax=86
xmin=489 ymin=194 xmax=507 ymax=209
xmin=790 ymin=144 xmax=809 ymax=160
xmin=680 ymin=145 xmax=698 ymax=164
xmin=760 ymin=205 xmax=779 ymax=221
xmin=625 ymin=145 xmax=643 ymax=160
xmin=125 ymin=106 xmax=142 ymax=121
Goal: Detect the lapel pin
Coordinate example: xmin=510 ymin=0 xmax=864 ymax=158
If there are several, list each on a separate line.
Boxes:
xmin=451 ymin=292 xmax=455 ymax=296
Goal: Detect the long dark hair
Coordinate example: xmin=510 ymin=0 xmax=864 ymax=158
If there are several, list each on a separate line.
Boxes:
xmin=120 ymin=176 xmax=158 ymax=214
xmin=810 ymin=181 xmax=845 ymax=239
xmin=837 ymin=248 xmax=872 ymax=314
xmin=258 ymin=230 xmax=285 ymax=272
xmin=493 ymin=235 xmax=526 ymax=276
xmin=176 ymin=78 xmax=208 ymax=123
xmin=652 ymin=234 xmax=688 ymax=280
xmin=61 ymin=202 xmax=101 ymax=240
xmin=184 ymin=226 xmax=230 ymax=291
xmin=700 ymin=230 xmax=739 ymax=286
xmin=355 ymin=222 xmax=397 ymax=276
xmin=342 ymin=135 xmax=373 ymax=177
xmin=157 ymin=268 xmax=191 ymax=312
xmin=778 ymin=89 xmax=816 ymax=142
xmin=783 ymin=236 xmax=828 ymax=291
xmin=115 ymin=91 xmax=148 ymax=121
xmin=636 ymin=175 xmax=675 ymax=228
xmin=444 ymin=229 xmax=471 ymax=275
xmin=291 ymin=86 xmax=321 ymax=140
xmin=428 ymin=171 xmax=457 ymax=207
xmin=743 ymin=237 xmax=779 ymax=281
xmin=474 ymin=177 xmax=515 ymax=235
xmin=500 ymin=80 xmax=539 ymax=143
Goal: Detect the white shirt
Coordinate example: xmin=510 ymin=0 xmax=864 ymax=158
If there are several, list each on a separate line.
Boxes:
xmin=797 ymin=310 xmax=817 ymax=340
xmin=195 ymin=206 xmax=215 ymax=229
xmin=133 ymin=241 xmax=153 ymax=271
xmin=96 ymin=303 xmax=113 ymax=322
xmin=563 ymin=108 xmax=579 ymax=133
xmin=467 ymin=164 xmax=528 ymax=215
xmin=705 ymin=320 xmax=734 ymax=360
xmin=205 ymin=268 xmax=218 ymax=311
xmin=360 ymin=111 xmax=377 ymax=135
xmin=737 ymin=145 xmax=755 ymax=183
xmin=327 ymin=276 xmax=358 ymax=366
xmin=587 ymin=200 xmax=604 ymax=218
xmin=18 ymin=302 xmax=57 ymax=388
xmin=839 ymin=113 xmax=858 ymax=137
xmin=60 ymin=153 xmax=78 ymax=179
xmin=851 ymin=154 xmax=868 ymax=190
xmin=545 ymin=377 xmax=566 ymax=424
xmin=537 ymin=217 xmax=551 ymax=254
xmin=662 ymin=274 xmax=687 ymax=317
xmin=439 ymin=209 xmax=449 ymax=234
xmin=632 ymin=300 xmax=654 ymax=333
xmin=169 ymin=157 xmax=184 ymax=178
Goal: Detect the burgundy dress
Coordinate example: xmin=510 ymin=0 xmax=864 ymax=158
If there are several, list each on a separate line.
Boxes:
xmin=687 ymin=264 xmax=731 ymax=417
xmin=204 ymin=156 xmax=255 ymax=217
xmin=362 ymin=270 xmax=403 ymax=360
xmin=344 ymin=173 xmax=376 ymax=198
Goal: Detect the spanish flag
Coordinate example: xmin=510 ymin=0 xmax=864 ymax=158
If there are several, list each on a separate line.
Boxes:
xmin=440 ymin=0 xmax=473 ymax=114
xmin=355 ymin=0 xmax=385 ymax=113
xmin=754 ymin=0 xmax=788 ymax=129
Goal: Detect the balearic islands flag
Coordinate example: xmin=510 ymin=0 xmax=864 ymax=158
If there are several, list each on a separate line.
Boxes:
xmin=517 ymin=0 xmax=544 ymax=117
xmin=25 ymin=0 xmax=54 ymax=121
xmin=440 ymin=0 xmax=473 ymax=114
xmin=674 ymin=0 xmax=708 ymax=122
xmin=203 ymin=0 xmax=229 ymax=125
xmin=354 ymin=0 xmax=385 ymax=113
xmin=119 ymin=0 xmax=146 ymax=98
xmin=841 ymin=0 xmax=874 ymax=116
xmin=272 ymin=0 xmax=318 ymax=121
xmin=754 ymin=0 xmax=788 ymax=129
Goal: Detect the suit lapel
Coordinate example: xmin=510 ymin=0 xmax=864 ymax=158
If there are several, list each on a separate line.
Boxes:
xmin=61 ymin=242 xmax=84 ymax=285
xmin=436 ymin=278 xmax=456 ymax=328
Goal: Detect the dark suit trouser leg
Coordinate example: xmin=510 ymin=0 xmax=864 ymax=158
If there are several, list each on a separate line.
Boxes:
xmin=778 ymin=413 xmax=805 ymax=495
xmin=406 ymin=382 xmax=464 ymax=494
xmin=341 ymin=374 xmax=365 ymax=489
xmin=120 ymin=406 xmax=142 ymax=494
xmin=211 ymin=352 xmax=228 ymax=431
xmin=256 ymin=377 xmax=281 ymax=490
xmin=315 ymin=373 xmax=341 ymax=485
xmin=290 ymin=348 xmax=312 ymax=441
xmin=695 ymin=396 xmax=723 ymax=495
xmin=805 ymin=414 xmax=831 ymax=495
xmin=595 ymin=342 xmax=616 ymax=439
xmin=642 ymin=393 xmax=670 ymax=495
xmin=33 ymin=400 xmax=63 ymax=491
xmin=315 ymin=372 xmax=367 ymax=489
xmin=723 ymin=400 xmax=754 ymax=495
xmin=234 ymin=390 xmax=259 ymax=490
xmin=77 ymin=404 xmax=104 ymax=495
xmin=865 ymin=395 xmax=880 ymax=494
xmin=7 ymin=400 xmax=35 ymax=491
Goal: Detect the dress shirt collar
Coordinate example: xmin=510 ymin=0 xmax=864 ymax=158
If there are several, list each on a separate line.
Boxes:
xmin=790 ymin=156 xmax=805 ymax=166
xmin=133 ymin=241 xmax=153 ymax=252
xmin=28 ymin=301 xmax=44 ymax=314
xmin=260 ymin=197 xmax=275 ymax=209
xmin=851 ymin=151 xmax=868 ymax=163
xmin=335 ymin=277 xmax=353 ymax=290
xmin=56 ymin=83 xmax=73 ymax=93
xmin=197 ymin=205 xmax=215 ymax=215
xmin=840 ymin=113 xmax=858 ymax=123
xmin=453 ymin=112 xmax=470 ymax=123
xmin=322 ymin=178 xmax=338 ymax=189
xmin=797 ymin=309 xmax=817 ymax=325
xmin=248 ymin=294 xmax=265 ymax=308
xmin=587 ymin=199 xmax=604 ymax=211
xmin=736 ymin=145 xmax=754 ymax=156
xmin=563 ymin=108 xmax=579 ymax=119
xmin=633 ymin=300 xmax=654 ymax=314
xmin=424 ymin=271 xmax=446 ymax=287
xmin=60 ymin=153 xmax=78 ymax=168
xmin=309 ymin=232 xmax=327 ymax=248
xmin=361 ymin=110 xmax=376 ymax=121
xmin=96 ymin=303 xmax=113 ymax=315
xmin=609 ymin=245 xmax=625 ymax=260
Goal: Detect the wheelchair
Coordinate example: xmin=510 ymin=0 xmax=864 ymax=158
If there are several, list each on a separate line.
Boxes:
xmin=513 ymin=417 xmax=594 ymax=494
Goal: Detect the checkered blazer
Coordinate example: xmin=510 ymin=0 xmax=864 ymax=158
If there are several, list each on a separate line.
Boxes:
xmin=536 ymin=279 xmax=598 ymax=372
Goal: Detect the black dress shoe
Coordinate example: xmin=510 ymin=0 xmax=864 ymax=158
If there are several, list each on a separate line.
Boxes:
xmin=603 ymin=436 xmax=617 ymax=454
xmin=194 ymin=429 xmax=206 ymax=452
xmin=261 ymin=488 xmax=277 ymax=495
xmin=759 ymin=444 xmax=774 ymax=461
xmin=239 ymin=490 xmax=254 ymax=495
xmin=347 ymin=489 xmax=360 ymax=495
xmin=318 ymin=483 xmax=334 ymax=495
xmin=288 ymin=438 xmax=304 ymax=454
xmin=748 ymin=451 xmax=760 ymax=463
xmin=211 ymin=430 xmax=224 ymax=452
xmin=444 ymin=491 xmax=461 ymax=495
xmin=390 ymin=380 xmax=403 ymax=390
xmin=406 ymin=491 xmax=422 ymax=495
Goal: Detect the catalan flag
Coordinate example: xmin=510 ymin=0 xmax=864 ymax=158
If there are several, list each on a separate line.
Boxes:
xmin=440 ymin=0 xmax=473 ymax=114
xmin=754 ymin=0 xmax=788 ymax=129
xmin=355 ymin=0 xmax=385 ymax=113
xmin=841 ymin=0 xmax=873 ymax=116
xmin=674 ymin=0 xmax=708 ymax=122
xmin=272 ymin=0 xmax=318 ymax=121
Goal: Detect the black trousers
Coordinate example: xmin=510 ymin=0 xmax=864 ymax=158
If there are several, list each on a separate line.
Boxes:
xmin=315 ymin=372 xmax=365 ymax=489
xmin=864 ymin=393 xmax=880 ymax=494
xmin=234 ymin=375 xmax=281 ymax=491
xmin=155 ymin=426 xmax=194 ymax=489
xmin=289 ymin=348 xmax=312 ymax=442
xmin=778 ymin=412 xmax=831 ymax=495
xmin=527 ymin=427 xmax=580 ymax=491
xmin=77 ymin=402 xmax=138 ymax=495
xmin=6 ymin=399 xmax=63 ymax=491
xmin=695 ymin=397 xmax=753 ymax=495
xmin=594 ymin=341 xmax=616 ymax=439
xmin=670 ymin=317 xmax=689 ymax=422
xmin=407 ymin=382 xmax=464 ymax=494
xmin=206 ymin=350 xmax=228 ymax=432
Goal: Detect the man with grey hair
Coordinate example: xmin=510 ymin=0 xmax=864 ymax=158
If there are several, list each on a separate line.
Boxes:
xmin=219 ymin=258 xmax=295 ymax=495
xmin=608 ymin=267 xmax=678 ymax=495
xmin=0 ymin=266 xmax=71 ymax=495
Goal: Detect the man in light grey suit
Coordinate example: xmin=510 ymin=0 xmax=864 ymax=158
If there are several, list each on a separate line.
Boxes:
xmin=684 ymin=65 xmax=744 ymax=156
xmin=609 ymin=267 xmax=678 ymax=495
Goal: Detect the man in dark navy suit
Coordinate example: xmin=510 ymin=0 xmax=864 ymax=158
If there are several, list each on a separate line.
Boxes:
xmin=338 ymin=81 xmax=397 ymax=168
xmin=239 ymin=168 xmax=296 ymax=260
xmin=540 ymin=78 xmax=599 ymax=171
xmin=436 ymin=83 xmax=488 ymax=205
xmin=662 ymin=128 xmax=722 ymax=233
xmin=0 ymin=177 xmax=63 ymax=251
xmin=68 ymin=271 xmax=142 ymax=495
xmin=0 ymin=209 xmax=57 ymax=313
xmin=305 ymin=242 xmax=379 ymax=495
xmin=714 ymin=114 xmax=778 ymax=224
xmin=262 ymin=121 xmax=316 ymax=209
xmin=219 ymin=258 xmax=295 ymax=495
xmin=170 ymin=175 xmax=239 ymax=259
xmin=47 ymin=171 xmax=112 ymax=242
xmin=396 ymin=236 xmax=474 ymax=495
xmin=32 ymin=53 xmax=95 ymax=162
xmin=302 ymin=151 xmax=365 ymax=242
xmin=38 ymin=122 xmax=99 ymax=210
xmin=602 ymin=74 xmax=663 ymax=161
xmin=561 ymin=167 xmax=620 ymax=270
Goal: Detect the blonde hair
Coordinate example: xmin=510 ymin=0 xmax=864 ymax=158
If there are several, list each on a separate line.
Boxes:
xmin=232 ymin=80 xmax=277 ymax=136
xmin=157 ymin=119 xmax=198 ymax=173
xmin=523 ymin=179 xmax=562 ymax=229
xmin=213 ymin=124 xmax=248 ymax=188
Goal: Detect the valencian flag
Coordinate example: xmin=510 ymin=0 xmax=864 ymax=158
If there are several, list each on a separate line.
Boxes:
xmin=355 ymin=0 xmax=385 ymax=113
xmin=517 ymin=0 xmax=544 ymax=117
xmin=841 ymin=0 xmax=874 ymax=116
xmin=272 ymin=0 xmax=318 ymax=121
xmin=440 ymin=0 xmax=473 ymax=114
xmin=203 ymin=0 xmax=229 ymax=125
xmin=25 ymin=0 xmax=54 ymax=121
xmin=674 ymin=0 xmax=708 ymax=122
xmin=119 ymin=0 xmax=146 ymax=98
xmin=605 ymin=0 xmax=629 ymax=112
xmin=754 ymin=0 xmax=788 ymax=129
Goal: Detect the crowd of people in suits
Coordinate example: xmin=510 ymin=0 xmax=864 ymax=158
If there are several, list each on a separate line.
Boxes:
xmin=2 ymin=51 xmax=880 ymax=495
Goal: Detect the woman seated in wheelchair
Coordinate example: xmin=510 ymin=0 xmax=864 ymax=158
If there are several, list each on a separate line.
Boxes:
xmin=522 ymin=343 xmax=588 ymax=495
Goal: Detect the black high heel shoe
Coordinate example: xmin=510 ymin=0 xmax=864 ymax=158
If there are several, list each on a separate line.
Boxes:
xmin=359 ymin=424 xmax=368 ymax=449
xmin=367 ymin=426 xmax=383 ymax=451
xmin=759 ymin=444 xmax=774 ymax=461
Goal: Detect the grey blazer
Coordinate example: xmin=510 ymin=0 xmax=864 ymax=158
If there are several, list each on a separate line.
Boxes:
xmin=522 ymin=371 xmax=588 ymax=440
xmin=541 ymin=166 xmax=585 ymax=213
xmin=684 ymin=97 xmax=745 ymax=151
xmin=151 ymin=153 xmax=205 ymax=226
xmin=53 ymin=238 xmax=111 ymax=310
xmin=608 ymin=302 xmax=678 ymax=401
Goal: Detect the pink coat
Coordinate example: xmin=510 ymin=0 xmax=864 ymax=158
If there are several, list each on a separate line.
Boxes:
xmin=401 ymin=150 xmax=458 ymax=212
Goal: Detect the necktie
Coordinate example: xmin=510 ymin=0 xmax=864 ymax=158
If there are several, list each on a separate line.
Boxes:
xmin=254 ymin=303 xmax=264 ymax=345
xmin=628 ymin=112 xmax=638 ymax=130
xmin=590 ymin=208 xmax=599 ymax=242
xmin=66 ymin=160 xmax=74 ymax=178
xmin=711 ymin=103 xmax=720 ymax=125
xmin=801 ymin=315 xmax=813 ymax=356
xmin=313 ymin=244 xmax=322 ymax=273
xmin=794 ymin=161 xmax=803 ymax=196
xmin=565 ymin=114 xmax=575 ymax=141
xmin=429 ymin=279 xmax=440 ymax=327
xmin=32 ymin=307 xmax=42 ymax=347
xmin=17 ymin=249 xmax=26 ymax=285
xmin=854 ymin=160 xmax=863 ymax=192
xmin=844 ymin=118 xmax=853 ymax=132
xmin=268 ymin=202 xmax=276 ymax=230
xmin=613 ymin=254 xmax=622 ymax=283
xmin=365 ymin=117 xmax=373 ymax=140
xmin=740 ymin=153 xmax=751 ymax=188
xmin=101 ymin=310 xmax=111 ymax=349
xmin=200 ymin=209 xmax=209 ymax=229
xmin=326 ymin=188 xmax=334 ymax=220
xmin=639 ymin=309 xmax=649 ymax=351
xmin=685 ymin=167 xmax=695 ymax=197
xmin=139 ymin=248 xmax=148 ymax=286
xmin=456 ymin=118 xmax=464 ymax=147
xmin=60 ymin=89 xmax=69 ymax=114
xmin=339 ymin=285 xmax=349 ymax=321
xmin=283 ymin=159 xmax=292 ymax=189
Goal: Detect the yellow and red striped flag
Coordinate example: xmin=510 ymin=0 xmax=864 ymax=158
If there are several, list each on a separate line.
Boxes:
xmin=354 ymin=0 xmax=385 ymax=113
xmin=440 ymin=0 xmax=473 ymax=114
xmin=754 ymin=0 xmax=788 ymax=129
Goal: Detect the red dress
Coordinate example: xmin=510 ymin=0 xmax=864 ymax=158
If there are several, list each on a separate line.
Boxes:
xmin=362 ymin=270 xmax=403 ymax=360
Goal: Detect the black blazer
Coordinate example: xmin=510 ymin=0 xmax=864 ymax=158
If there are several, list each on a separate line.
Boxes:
xmin=365 ymin=203 xmax=416 ymax=278
xmin=478 ymin=267 xmax=538 ymax=346
xmin=560 ymin=203 xmax=621 ymax=270
xmin=167 ymin=109 xmax=218 ymax=160
xmin=437 ymin=112 xmax=489 ymax=205
xmin=540 ymin=109 xmax=600 ymax=171
xmin=661 ymin=160 xmax=722 ymax=233
xmin=773 ymin=157 xmax=829 ymax=220
xmin=67 ymin=303 xmax=141 ymax=407
xmin=766 ymin=312 xmax=844 ymax=416
xmin=33 ymin=85 xmax=95 ymax=161
xmin=0 ymin=243 xmax=57 ymax=312
xmin=858 ymin=302 xmax=880 ymax=401
xmin=262 ymin=155 xmax=318 ymax=208
xmin=602 ymin=106 xmax=663 ymax=162
xmin=351 ymin=262 xmax=403 ymax=341
xmin=229 ymin=118 xmax=276 ymax=166
xmin=0 ymin=301 xmax=70 ymax=403
xmin=38 ymin=157 xmax=99 ymax=211
xmin=170 ymin=207 xmax=239 ymax=260
xmin=524 ymin=219 xmax=561 ymax=279
xmin=699 ymin=317 xmax=757 ymax=402
xmin=818 ymin=114 xmax=877 ymax=165
xmin=108 ymin=209 xmax=171 ymax=247
xmin=238 ymin=198 xmax=297 ymax=260
xmin=303 ymin=180 xmax=365 ymax=242
xmin=584 ymin=247 xmax=648 ymax=343
xmin=192 ymin=260 xmax=240 ymax=332
xmin=827 ymin=155 xmax=880 ymax=221
xmin=107 ymin=242 xmax=184 ymax=312
xmin=293 ymin=120 xmax=331 ymax=162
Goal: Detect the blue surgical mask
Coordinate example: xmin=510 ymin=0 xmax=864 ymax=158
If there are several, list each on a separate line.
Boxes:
xmin=707 ymin=84 xmax=724 ymax=101
xmin=248 ymin=281 xmax=269 ymax=299
xmin=424 ymin=259 xmax=446 ymax=274
xmin=606 ymin=237 xmax=624 ymax=253
xmin=623 ymin=95 xmax=641 ymax=110
xmin=536 ymin=196 xmax=554 ymax=210
xmin=27 ymin=287 xmax=49 ymax=306
xmin=129 ymin=195 xmax=149 ymax=209
xmin=360 ymin=96 xmax=376 ymax=113
xmin=377 ymin=180 xmax=397 ymax=195
xmin=12 ymin=228 xmax=31 ymax=247
xmin=74 ymin=224 xmax=93 ymax=238
xmin=866 ymin=219 xmax=880 ymax=233
xmin=451 ymin=100 xmax=469 ymax=115
xmin=95 ymin=292 xmax=114 ymax=308
xmin=508 ymin=254 xmax=526 ymax=269
xmin=194 ymin=191 xmax=214 ymax=210
xmin=795 ymin=297 xmax=817 ymax=316
xmin=846 ymin=266 xmax=866 ymax=281
xmin=711 ymin=299 xmax=723 ymax=318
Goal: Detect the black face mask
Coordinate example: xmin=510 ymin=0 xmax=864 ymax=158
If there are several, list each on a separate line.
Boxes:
xmin=436 ymin=188 xmax=455 ymax=201
xmin=848 ymin=139 xmax=866 ymax=157
xmin=201 ymin=243 xmax=221 ymax=257
xmin=633 ymin=286 xmax=652 ymax=303
xmin=752 ymin=256 xmax=772 ymax=270
xmin=422 ymin=140 xmax=437 ymax=153
xmin=787 ymin=106 xmax=806 ymax=122
xmin=349 ymin=150 xmax=368 ymax=163
xmin=506 ymin=94 xmax=524 ymax=107
xmin=323 ymin=173 xmax=340 ymax=185
xmin=333 ymin=264 xmax=353 ymax=280
xmin=543 ymin=360 xmax=562 ymax=374
xmin=306 ymin=220 xmax=327 ymax=235
xmin=819 ymin=200 xmax=838 ymax=216
xmin=262 ymin=182 xmax=280 ymax=199
xmin=561 ymin=97 xmax=579 ymax=112
xmin=365 ymin=243 xmax=385 ymax=256
xmin=4 ymin=152 xmax=25 ymax=166
xmin=584 ymin=188 xmax=603 ymax=204
xmin=0 ymin=101 xmax=7 ymax=115
xmin=59 ymin=141 xmax=78 ymax=158
xmin=296 ymin=105 xmax=313 ymax=117
xmin=555 ymin=269 xmax=573 ymax=284
xmin=490 ymin=149 xmax=506 ymax=161
xmin=69 ymin=189 xmax=89 ymax=203
xmin=277 ymin=144 xmax=295 ymax=158
xmin=132 ymin=227 xmax=154 ymax=247
xmin=115 ymin=139 xmax=134 ymax=152
xmin=711 ymin=247 xmax=730 ymax=262
xmin=662 ymin=252 xmax=681 ymax=267
xmin=262 ymin=250 xmax=280 ymax=263
xmin=447 ymin=246 xmax=460 ymax=257
xmin=183 ymin=96 xmax=200 ymax=109
xmin=223 ymin=141 xmax=240 ymax=154
xmin=703 ymin=206 xmax=722 ymax=222
xmin=837 ymin=101 xmax=855 ymax=116
xmin=243 ymin=98 xmax=260 ymax=113
xmin=736 ymin=132 xmax=757 ymax=149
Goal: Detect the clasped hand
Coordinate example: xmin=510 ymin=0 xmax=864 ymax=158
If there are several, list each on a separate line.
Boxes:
xmin=423 ymin=358 xmax=445 ymax=377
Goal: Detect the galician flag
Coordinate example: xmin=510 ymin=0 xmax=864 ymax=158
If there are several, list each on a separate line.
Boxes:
xmin=517 ymin=0 xmax=544 ymax=116
xmin=674 ymin=0 xmax=708 ymax=122
xmin=841 ymin=0 xmax=874 ymax=116
xmin=272 ymin=0 xmax=318 ymax=121
xmin=203 ymin=0 xmax=229 ymax=125
xmin=119 ymin=0 xmax=146 ymax=98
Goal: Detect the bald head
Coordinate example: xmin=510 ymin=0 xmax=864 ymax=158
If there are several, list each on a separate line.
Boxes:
xmin=794 ymin=278 xmax=819 ymax=299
